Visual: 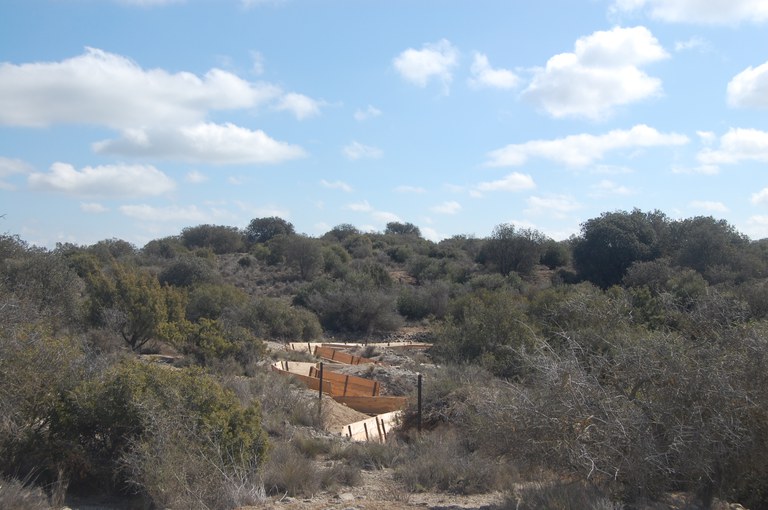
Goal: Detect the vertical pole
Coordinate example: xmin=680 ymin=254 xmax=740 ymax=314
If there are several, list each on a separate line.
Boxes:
xmin=318 ymin=362 xmax=324 ymax=420
xmin=417 ymin=373 xmax=423 ymax=433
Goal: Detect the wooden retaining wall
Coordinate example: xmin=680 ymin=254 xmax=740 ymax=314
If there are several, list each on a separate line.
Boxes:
xmin=308 ymin=366 xmax=380 ymax=397
xmin=340 ymin=411 xmax=402 ymax=443
xmin=332 ymin=396 xmax=408 ymax=415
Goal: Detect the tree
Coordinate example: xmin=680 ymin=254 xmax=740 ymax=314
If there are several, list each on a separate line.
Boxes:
xmin=478 ymin=224 xmax=547 ymax=276
xmin=86 ymin=264 xmax=186 ymax=351
xmin=245 ymin=217 xmax=295 ymax=244
xmin=180 ymin=224 xmax=244 ymax=254
xmin=572 ymin=209 xmax=666 ymax=288
xmin=322 ymin=223 xmax=360 ymax=243
xmin=668 ymin=216 xmax=750 ymax=282
xmin=284 ymin=235 xmax=324 ymax=281
xmin=385 ymin=221 xmax=422 ymax=238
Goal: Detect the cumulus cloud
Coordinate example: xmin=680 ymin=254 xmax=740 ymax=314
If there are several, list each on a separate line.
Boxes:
xmin=185 ymin=170 xmax=208 ymax=183
xmin=690 ymin=200 xmax=729 ymax=212
xmin=727 ymin=62 xmax=768 ymax=109
xmin=522 ymin=26 xmax=668 ymax=119
xmin=751 ymin=188 xmax=768 ymax=205
xmin=590 ymin=179 xmax=634 ymax=197
xmin=697 ymin=128 xmax=768 ymax=166
xmin=393 ymin=39 xmax=459 ymax=91
xmin=0 ymin=48 xmax=288 ymax=129
xmin=321 ymin=179 xmax=353 ymax=192
xmin=468 ymin=53 xmax=520 ymax=89
xmin=0 ymin=157 xmax=33 ymax=190
xmin=28 ymin=162 xmax=175 ymax=198
xmin=343 ymin=141 xmax=383 ymax=160
xmin=394 ymin=185 xmax=426 ymax=194
xmin=611 ymin=0 xmax=768 ymax=25
xmin=524 ymin=195 xmax=581 ymax=219
xmin=475 ymin=172 xmax=536 ymax=193
xmin=486 ymin=124 xmax=688 ymax=167
xmin=431 ymin=201 xmax=462 ymax=214
xmin=354 ymin=105 xmax=382 ymax=121
xmin=80 ymin=202 xmax=108 ymax=213
xmin=274 ymin=92 xmax=323 ymax=120
xmin=120 ymin=204 xmax=208 ymax=222
xmin=346 ymin=200 xmax=373 ymax=212
xmin=93 ymin=122 xmax=306 ymax=165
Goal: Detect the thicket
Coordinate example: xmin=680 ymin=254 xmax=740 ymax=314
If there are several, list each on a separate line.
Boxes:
xmin=3 ymin=209 xmax=768 ymax=508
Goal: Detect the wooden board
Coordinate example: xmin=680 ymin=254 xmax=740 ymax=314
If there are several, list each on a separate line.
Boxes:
xmin=332 ymin=396 xmax=408 ymax=415
xmin=309 ymin=366 xmax=379 ymax=397
xmin=340 ymin=411 xmax=402 ymax=443
xmin=313 ymin=345 xmax=376 ymax=365
xmin=270 ymin=365 xmax=335 ymax=395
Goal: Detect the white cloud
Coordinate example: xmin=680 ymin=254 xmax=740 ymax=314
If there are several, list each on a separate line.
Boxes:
xmin=611 ymin=0 xmax=768 ymax=25
xmin=250 ymin=50 xmax=265 ymax=75
xmin=354 ymin=105 xmax=382 ymax=121
xmin=475 ymin=172 xmax=536 ymax=193
xmin=321 ymin=179 xmax=353 ymax=192
xmin=690 ymin=200 xmax=729 ymax=212
xmin=522 ymin=26 xmax=668 ymax=119
xmin=698 ymin=128 xmax=768 ymax=166
xmin=431 ymin=201 xmax=462 ymax=214
xmin=671 ymin=164 xmax=720 ymax=175
xmin=0 ymin=157 xmax=33 ymax=190
xmin=674 ymin=36 xmax=708 ymax=52
xmin=372 ymin=211 xmax=401 ymax=223
xmin=751 ymin=188 xmax=768 ymax=205
xmin=80 ymin=202 xmax=108 ymax=213
xmin=29 ymin=162 xmax=175 ymax=198
xmin=343 ymin=141 xmax=383 ymax=160
xmin=727 ymin=62 xmax=768 ymax=109
xmin=185 ymin=170 xmax=208 ymax=183
xmin=697 ymin=130 xmax=717 ymax=144
xmin=93 ymin=122 xmax=306 ymax=165
xmin=274 ymin=92 xmax=323 ymax=120
xmin=525 ymin=195 xmax=581 ymax=219
xmin=394 ymin=185 xmax=426 ymax=194
xmin=468 ymin=53 xmax=519 ymax=90
xmin=590 ymin=179 xmax=634 ymax=197
xmin=393 ymin=39 xmax=459 ymax=91
xmin=120 ymin=204 xmax=208 ymax=222
xmin=0 ymin=48 xmax=286 ymax=129
xmin=346 ymin=200 xmax=373 ymax=212
xmin=486 ymin=124 xmax=688 ymax=167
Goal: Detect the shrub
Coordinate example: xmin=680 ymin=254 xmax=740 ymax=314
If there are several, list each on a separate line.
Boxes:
xmin=53 ymin=359 xmax=268 ymax=503
xmin=158 ymin=255 xmax=217 ymax=287
xmin=186 ymin=283 xmax=248 ymax=322
xmin=0 ymin=476 xmax=51 ymax=510
xmin=235 ymin=297 xmax=322 ymax=341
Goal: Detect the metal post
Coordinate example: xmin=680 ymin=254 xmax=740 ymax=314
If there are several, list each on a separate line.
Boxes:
xmin=417 ymin=372 xmax=423 ymax=433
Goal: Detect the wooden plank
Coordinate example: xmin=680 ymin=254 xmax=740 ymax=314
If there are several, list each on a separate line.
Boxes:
xmin=339 ymin=411 xmax=401 ymax=443
xmin=332 ymin=396 xmax=408 ymax=415
xmin=314 ymin=345 xmax=377 ymax=365
xmin=308 ymin=367 xmax=379 ymax=397
xmin=271 ymin=365 xmax=335 ymax=395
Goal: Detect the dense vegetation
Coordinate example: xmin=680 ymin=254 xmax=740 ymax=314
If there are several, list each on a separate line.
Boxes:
xmin=2 ymin=210 xmax=768 ymax=509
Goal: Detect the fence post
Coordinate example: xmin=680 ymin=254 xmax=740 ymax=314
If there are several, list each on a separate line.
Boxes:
xmin=417 ymin=372 xmax=423 ymax=433
xmin=318 ymin=362 xmax=324 ymax=421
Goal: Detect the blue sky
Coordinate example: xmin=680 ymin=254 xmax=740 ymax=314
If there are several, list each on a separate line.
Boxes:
xmin=2 ymin=0 xmax=768 ymax=248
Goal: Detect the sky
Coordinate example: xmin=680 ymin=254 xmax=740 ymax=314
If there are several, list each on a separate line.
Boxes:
xmin=1 ymin=0 xmax=768 ymax=248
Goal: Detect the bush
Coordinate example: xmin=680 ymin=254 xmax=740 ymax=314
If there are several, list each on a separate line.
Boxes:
xmin=0 ymin=476 xmax=51 ymax=510
xmin=186 ymin=283 xmax=248 ymax=322
xmin=158 ymin=255 xmax=217 ymax=287
xmin=236 ymin=297 xmax=322 ymax=341
xmin=53 ymin=359 xmax=268 ymax=504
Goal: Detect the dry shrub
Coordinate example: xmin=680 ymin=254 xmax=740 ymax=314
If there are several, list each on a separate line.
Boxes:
xmin=393 ymin=429 xmax=517 ymax=495
xmin=508 ymin=481 xmax=622 ymax=510
xmin=0 ymin=477 xmax=51 ymax=510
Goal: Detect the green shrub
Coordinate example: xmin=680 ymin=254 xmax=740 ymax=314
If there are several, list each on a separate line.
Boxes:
xmin=50 ymin=359 xmax=268 ymax=502
xmin=158 ymin=255 xmax=217 ymax=287
xmin=186 ymin=283 xmax=248 ymax=322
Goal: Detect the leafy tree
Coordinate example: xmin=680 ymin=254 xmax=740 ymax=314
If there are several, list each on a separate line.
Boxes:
xmin=141 ymin=236 xmax=187 ymax=259
xmin=180 ymin=224 xmax=244 ymax=254
xmin=284 ymin=235 xmax=324 ymax=281
xmin=385 ymin=221 xmax=422 ymax=238
xmin=572 ymin=209 xmax=666 ymax=288
xmin=158 ymin=255 xmax=217 ymax=287
xmin=478 ymin=224 xmax=547 ymax=276
xmin=540 ymin=239 xmax=571 ymax=269
xmin=321 ymin=223 xmax=360 ymax=243
xmin=668 ymin=216 xmax=751 ymax=283
xmin=89 ymin=238 xmax=136 ymax=263
xmin=245 ymin=216 xmax=295 ymax=244
xmin=86 ymin=264 xmax=186 ymax=351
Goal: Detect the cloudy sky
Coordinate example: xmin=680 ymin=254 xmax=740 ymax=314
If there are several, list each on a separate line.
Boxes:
xmin=2 ymin=0 xmax=768 ymax=247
